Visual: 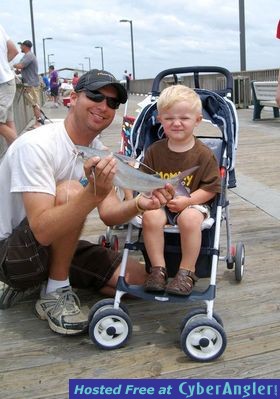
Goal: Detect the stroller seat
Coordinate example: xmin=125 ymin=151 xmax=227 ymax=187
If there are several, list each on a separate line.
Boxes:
xmin=130 ymin=214 xmax=215 ymax=232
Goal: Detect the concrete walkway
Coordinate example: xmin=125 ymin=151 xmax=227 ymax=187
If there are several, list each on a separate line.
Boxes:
xmin=232 ymin=173 xmax=280 ymax=220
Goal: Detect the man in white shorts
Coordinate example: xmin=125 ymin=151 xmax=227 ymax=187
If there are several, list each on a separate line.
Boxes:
xmin=0 ymin=24 xmax=18 ymax=145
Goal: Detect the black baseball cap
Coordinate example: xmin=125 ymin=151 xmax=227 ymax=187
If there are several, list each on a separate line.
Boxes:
xmin=18 ymin=40 xmax=33 ymax=48
xmin=75 ymin=69 xmax=127 ymax=104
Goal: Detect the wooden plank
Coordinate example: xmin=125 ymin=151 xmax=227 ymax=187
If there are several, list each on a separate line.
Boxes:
xmin=1 ymin=323 xmax=280 ymax=398
xmin=1 ymin=102 xmax=280 ymax=399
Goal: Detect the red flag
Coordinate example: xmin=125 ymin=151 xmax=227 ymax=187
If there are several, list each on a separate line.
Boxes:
xmin=276 ymin=19 xmax=280 ymax=39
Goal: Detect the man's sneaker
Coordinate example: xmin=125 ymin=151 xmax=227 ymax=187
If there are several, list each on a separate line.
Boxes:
xmin=0 ymin=284 xmax=41 ymax=309
xmin=35 ymin=286 xmax=88 ymax=335
xmin=37 ymin=116 xmax=45 ymax=125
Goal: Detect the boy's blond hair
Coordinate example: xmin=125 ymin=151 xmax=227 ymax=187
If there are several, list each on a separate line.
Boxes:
xmin=157 ymin=85 xmax=202 ymax=114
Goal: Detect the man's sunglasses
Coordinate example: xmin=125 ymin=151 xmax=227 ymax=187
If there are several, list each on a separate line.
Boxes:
xmin=83 ymin=90 xmax=120 ymax=110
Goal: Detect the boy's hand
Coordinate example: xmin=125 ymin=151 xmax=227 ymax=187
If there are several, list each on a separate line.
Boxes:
xmin=166 ymin=196 xmax=190 ymax=213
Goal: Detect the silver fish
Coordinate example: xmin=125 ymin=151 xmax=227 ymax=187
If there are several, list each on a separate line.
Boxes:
xmin=75 ymin=145 xmax=198 ymax=194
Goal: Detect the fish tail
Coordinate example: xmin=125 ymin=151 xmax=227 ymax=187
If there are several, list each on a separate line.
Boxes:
xmin=171 ymin=166 xmax=199 ymax=197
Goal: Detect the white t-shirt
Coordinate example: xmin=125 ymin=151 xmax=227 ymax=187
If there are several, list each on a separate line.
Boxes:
xmin=0 ymin=121 xmax=86 ymax=239
xmin=0 ymin=25 xmax=14 ymax=83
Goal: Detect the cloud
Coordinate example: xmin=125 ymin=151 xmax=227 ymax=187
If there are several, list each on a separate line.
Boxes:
xmin=2 ymin=0 xmax=279 ymax=80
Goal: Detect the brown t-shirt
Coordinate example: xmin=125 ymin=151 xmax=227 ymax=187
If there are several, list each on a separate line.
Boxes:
xmin=141 ymin=137 xmax=221 ymax=195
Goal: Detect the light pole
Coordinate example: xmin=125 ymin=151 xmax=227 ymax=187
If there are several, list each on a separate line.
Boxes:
xmin=239 ymin=0 xmax=246 ymax=71
xmin=119 ymin=19 xmax=135 ymax=79
xmin=47 ymin=53 xmax=54 ymax=67
xmin=43 ymin=37 xmax=53 ymax=76
xmin=94 ymin=46 xmax=104 ymax=70
xmin=84 ymin=56 xmax=91 ymax=71
xmin=79 ymin=63 xmax=84 ymax=72
xmin=29 ymin=0 xmax=36 ymax=55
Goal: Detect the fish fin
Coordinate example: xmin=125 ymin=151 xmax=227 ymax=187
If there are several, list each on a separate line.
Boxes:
xmin=175 ymin=183 xmax=191 ymax=197
xmin=136 ymin=160 xmax=158 ymax=175
xmin=114 ymin=153 xmax=139 ymax=168
xmin=171 ymin=166 xmax=199 ymax=194
xmin=176 ymin=166 xmax=199 ymax=181
xmin=114 ymin=153 xmax=158 ymax=175
xmin=114 ymin=153 xmax=134 ymax=163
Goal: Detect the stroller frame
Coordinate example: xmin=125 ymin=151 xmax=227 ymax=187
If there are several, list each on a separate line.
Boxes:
xmin=88 ymin=66 xmax=245 ymax=362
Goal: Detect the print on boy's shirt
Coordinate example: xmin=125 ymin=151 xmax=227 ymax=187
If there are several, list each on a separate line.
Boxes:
xmin=157 ymin=170 xmax=194 ymax=188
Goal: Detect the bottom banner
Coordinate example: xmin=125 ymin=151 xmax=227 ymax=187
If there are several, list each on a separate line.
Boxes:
xmin=69 ymin=379 xmax=279 ymax=399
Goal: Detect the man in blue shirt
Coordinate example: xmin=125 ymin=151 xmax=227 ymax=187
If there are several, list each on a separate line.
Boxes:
xmin=14 ymin=40 xmax=44 ymax=128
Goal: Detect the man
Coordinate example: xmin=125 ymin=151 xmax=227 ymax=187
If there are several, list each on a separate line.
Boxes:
xmin=0 ymin=69 xmax=173 ymax=336
xmin=0 ymin=24 xmax=18 ymax=145
xmin=42 ymin=73 xmax=50 ymax=99
xmin=72 ymin=72 xmax=79 ymax=89
xmin=122 ymin=69 xmax=130 ymax=91
xmin=49 ymin=65 xmax=59 ymax=107
xmin=13 ymin=40 xmax=43 ymax=128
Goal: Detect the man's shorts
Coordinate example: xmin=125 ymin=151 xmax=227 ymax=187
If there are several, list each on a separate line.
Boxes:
xmin=0 ymin=79 xmax=16 ymax=123
xmin=0 ymin=219 xmax=122 ymax=291
xmin=50 ymin=86 xmax=59 ymax=97
xmin=23 ymin=86 xmax=40 ymax=107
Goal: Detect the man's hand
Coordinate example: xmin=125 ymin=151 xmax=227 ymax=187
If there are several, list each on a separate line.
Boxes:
xmin=13 ymin=63 xmax=23 ymax=71
xmin=137 ymin=183 xmax=175 ymax=211
xmin=84 ymin=155 xmax=117 ymax=200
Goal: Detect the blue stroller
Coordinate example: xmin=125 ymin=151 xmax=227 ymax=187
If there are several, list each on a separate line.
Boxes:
xmin=88 ymin=66 xmax=245 ymax=362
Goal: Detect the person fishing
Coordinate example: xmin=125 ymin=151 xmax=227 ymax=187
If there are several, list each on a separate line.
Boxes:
xmin=0 ymin=69 xmax=174 ymax=336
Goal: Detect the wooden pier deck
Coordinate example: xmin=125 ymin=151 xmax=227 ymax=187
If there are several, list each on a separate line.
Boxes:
xmin=0 ymin=97 xmax=279 ymax=398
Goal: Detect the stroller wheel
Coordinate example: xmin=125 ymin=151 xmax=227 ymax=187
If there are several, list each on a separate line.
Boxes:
xmin=88 ymin=299 xmax=129 ymax=323
xmin=89 ymin=308 xmax=132 ymax=350
xmin=234 ymin=242 xmax=245 ymax=282
xmin=98 ymin=235 xmax=107 ymax=247
xmin=181 ymin=319 xmax=227 ymax=362
xmin=180 ymin=307 xmax=223 ymax=332
xmin=110 ymin=235 xmax=119 ymax=251
xmin=227 ymin=246 xmax=236 ymax=269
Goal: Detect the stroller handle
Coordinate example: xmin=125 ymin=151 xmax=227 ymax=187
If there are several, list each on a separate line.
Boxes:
xmin=151 ymin=66 xmax=233 ymax=97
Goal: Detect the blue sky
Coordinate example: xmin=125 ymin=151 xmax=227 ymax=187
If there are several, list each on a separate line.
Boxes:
xmin=2 ymin=0 xmax=279 ymax=80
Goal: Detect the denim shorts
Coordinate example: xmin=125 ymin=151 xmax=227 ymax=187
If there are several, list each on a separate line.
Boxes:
xmin=0 ymin=219 xmax=121 ymax=290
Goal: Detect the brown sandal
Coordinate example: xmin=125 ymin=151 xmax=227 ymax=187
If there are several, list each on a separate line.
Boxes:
xmin=144 ymin=266 xmax=168 ymax=292
xmin=166 ymin=269 xmax=198 ymax=296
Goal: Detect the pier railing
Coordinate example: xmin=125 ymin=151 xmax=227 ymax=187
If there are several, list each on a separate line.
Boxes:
xmin=0 ymin=68 xmax=278 ymax=155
